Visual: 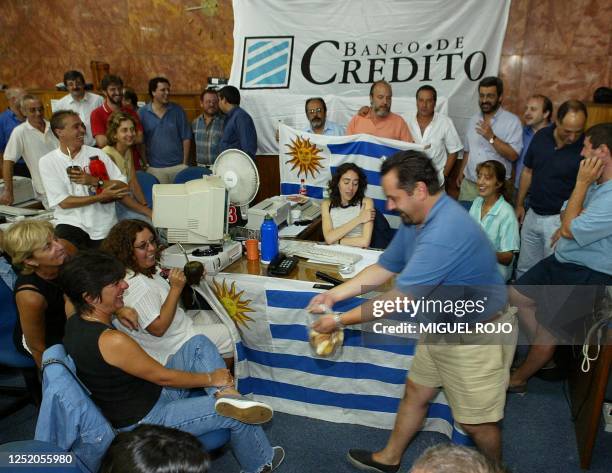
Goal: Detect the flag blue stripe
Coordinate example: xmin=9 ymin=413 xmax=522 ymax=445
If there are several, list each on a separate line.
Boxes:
xmin=236 ymin=341 xmax=246 ymax=362
xmin=253 ymin=69 xmax=287 ymax=86
xmin=247 ymin=40 xmax=271 ymax=53
xmin=247 ymin=41 xmax=289 ymax=67
xmin=270 ymin=324 xmax=416 ymax=356
xmin=328 ymin=141 xmax=403 ymax=160
xmin=238 ymin=376 xmax=453 ymax=422
xmin=245 ymin=54 xmax=289 ymax=83
xmin=241 ymin=346 xmax=408 ymax=384
xmin=266 ymin=290 xmax=365 ymax=312
xmin=280 ymin=183 xmax=323 ymax=198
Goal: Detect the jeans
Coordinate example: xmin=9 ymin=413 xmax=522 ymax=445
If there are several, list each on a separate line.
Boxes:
xmin=115 ymin=201 xmax=153 ymax=224
xmin=516 ymin=209 xmax=560 ymax=279
xmin=120 ymin=336 xmax=273 ymax=473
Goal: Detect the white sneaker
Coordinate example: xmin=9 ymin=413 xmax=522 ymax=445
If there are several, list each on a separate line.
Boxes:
xmin=214 ymin=394 xmax=273 ymax=424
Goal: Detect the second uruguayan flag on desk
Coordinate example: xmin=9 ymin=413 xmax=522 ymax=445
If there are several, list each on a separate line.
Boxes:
xmin=278 ymin=124 xmax=425 ymax=228
xmin=205 ymin=272 xmax=470 ymax=444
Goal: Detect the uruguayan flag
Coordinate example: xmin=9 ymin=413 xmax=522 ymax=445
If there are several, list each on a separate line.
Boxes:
xmin=278 ymin=124 xmax=425 ymax=228
xmin=206 ymin=273 xmax=470 ymax=444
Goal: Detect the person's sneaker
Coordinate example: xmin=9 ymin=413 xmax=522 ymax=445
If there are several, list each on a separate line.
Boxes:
xmin=261 ymin=446 xmax=285 ymax=472
xmin=214 ymin=394 xmax=273 ymax=424
xmin=347 ymin=449 xmax=400 ymax=473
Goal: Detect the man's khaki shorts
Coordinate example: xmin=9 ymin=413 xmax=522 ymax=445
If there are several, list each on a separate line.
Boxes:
xmin=409 ymin=310 xmax=518 ymax=424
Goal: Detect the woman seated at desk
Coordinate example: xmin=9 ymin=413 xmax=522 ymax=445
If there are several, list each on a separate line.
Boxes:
xmin=321 ymin=163 xmax=375 ymax=248
xmin=101 ymin=219 xmax=233 ymax=367
xmin=2 ymin=220 xmax=69 ymax=368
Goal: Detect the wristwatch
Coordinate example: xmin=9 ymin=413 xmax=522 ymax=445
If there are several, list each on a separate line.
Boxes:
xmin=97 ymin=179 xmax=104 ymax=189
xmin=333 ymin=313 xmax=345 ymax=329
xmin=489 ymin=135 xmax=496 ymax=144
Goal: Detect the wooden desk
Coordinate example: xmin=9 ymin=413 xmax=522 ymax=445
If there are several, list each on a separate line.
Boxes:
xmin=224 ymin=253 xmax=344 ymax=283
xmin=569 ymin=326 xmax=612 ymax=469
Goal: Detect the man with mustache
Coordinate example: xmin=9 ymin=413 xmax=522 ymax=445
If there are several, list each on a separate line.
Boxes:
xmin=39 ymin=110 xmax=128 ymax=250
xmin=457 ymin=76 xmax=523 ymax=203
xmin=54 ymin=70 xmax=103 ymax=147
xmin=347 ymin=80 xmax=413 ymax=141
xmin=309 ymin=151 xmax=511 ymax=469
xmin=303 ymin=97 xmax=344 ymax=136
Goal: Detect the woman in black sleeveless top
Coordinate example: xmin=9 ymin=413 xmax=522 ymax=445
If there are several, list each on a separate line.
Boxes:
xmin=3 ymin=220 xmax=68 ymax=368
xmin=60 ymin=252 xmax=284 ymax=473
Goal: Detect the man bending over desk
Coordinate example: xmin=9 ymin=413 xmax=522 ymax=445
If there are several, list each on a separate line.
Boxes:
xmin=309 ymin=151 xmax=511 ymax=470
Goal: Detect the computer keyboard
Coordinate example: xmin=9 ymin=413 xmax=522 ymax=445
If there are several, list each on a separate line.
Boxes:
xmin=0 ymin=204 xmax=42 ymax=217
xmin=299 ymin=202 xmax=321 ymax=220
xmin=279 ymin=240 xmax=362 ymax=266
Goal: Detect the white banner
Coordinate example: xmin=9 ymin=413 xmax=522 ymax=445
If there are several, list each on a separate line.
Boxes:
xmin=229 ymin=0 xmax=511 ymax=154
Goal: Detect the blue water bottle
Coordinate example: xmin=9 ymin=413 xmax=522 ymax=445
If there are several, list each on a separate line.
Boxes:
xmin=260 ymin=214 xmax=279 ymax=264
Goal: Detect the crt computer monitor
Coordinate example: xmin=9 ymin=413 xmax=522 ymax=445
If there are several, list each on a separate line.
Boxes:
xmin=152 ymin=176 xmax=229 ymax=245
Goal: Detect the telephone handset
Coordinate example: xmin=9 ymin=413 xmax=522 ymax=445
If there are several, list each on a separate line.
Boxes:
xmin=267 ymin=253 xmax=299 ymax=277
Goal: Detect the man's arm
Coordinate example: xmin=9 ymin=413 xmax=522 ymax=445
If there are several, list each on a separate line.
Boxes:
xmin=58 ymin=180 xmax=129 ymax=209
xmin=515 ymin=166 xmax=532 ymax=223
xmin=456 ymin=151 xmax=469 ymax=187
xmin=182 ymin=139 xmax=191 ymax=165
xmin=476 ymin=120 xmax=519 ymax=162
xmin=443 ymin=152 xmax=458 ymax=179
xmin=0 ymin=159 xmax=15 ymax=205
xmin=560 ymin=157 xmax=605 ymax=239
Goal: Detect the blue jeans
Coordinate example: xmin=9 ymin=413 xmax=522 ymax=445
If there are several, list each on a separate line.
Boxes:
xmin=115 ymin=201 xmax=152 ymax=224
xmin=121 ymin=336 xmax=273 ymax=473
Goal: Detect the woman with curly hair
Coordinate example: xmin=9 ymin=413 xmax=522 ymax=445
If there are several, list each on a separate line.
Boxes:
xmin=103 ymin=112 xmax=151 ymax=222
xmin=321 ymin=162 xmax=375 ymax=248
xmin=101 ymin=219 xmax=233 ymax=367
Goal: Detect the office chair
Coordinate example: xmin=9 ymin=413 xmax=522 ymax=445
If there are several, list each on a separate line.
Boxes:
xmin=0 ymin=273 xmax=41 ymax=418
xmin=135 ymin=171 xmax=159 ymax=208
xmin=173 ymin=166 xmax=212 ymax=184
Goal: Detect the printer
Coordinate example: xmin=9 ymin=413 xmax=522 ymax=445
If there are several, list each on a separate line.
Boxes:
xmin=246 ymin=196 xmax=291 ymax=230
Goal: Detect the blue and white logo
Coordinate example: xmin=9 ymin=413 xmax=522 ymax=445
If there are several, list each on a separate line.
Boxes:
xmin=240 ymin=36 xmax=294 ymax=89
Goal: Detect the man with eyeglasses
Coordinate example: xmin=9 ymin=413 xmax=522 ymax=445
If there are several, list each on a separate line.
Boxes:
xmin=1 ymin=95 xmax=58 ymax=207
xmin=303 ymin=97 xmax=345 ymax=136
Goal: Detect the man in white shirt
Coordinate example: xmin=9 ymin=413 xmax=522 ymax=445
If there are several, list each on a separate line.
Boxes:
xmin=1 ymin=95 xmax=59 ymax=207
xmin=407 ymin=85 xmax=463 ymax=188
xmin=39 ymin=110 xmax=128 ymax=249
xmin=53 ymin=70 xmax=103 ymax=146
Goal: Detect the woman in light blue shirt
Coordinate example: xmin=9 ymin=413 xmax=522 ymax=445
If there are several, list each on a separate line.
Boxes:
xmin=469 ymin=160 xmax=520 ymax=281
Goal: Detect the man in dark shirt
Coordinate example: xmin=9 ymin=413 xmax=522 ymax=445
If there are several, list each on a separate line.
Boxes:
xmin=515 ymin=100 xmax=587 ymax=278
xmin=217 ymin=86 xmax=257 ymax=160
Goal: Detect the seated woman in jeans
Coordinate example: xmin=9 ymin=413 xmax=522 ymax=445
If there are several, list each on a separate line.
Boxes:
xmin=59 ymin=251 xmax=284 ymax=473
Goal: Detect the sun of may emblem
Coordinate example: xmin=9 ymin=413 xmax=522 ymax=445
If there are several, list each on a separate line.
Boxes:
xmin=285 ymin=136 xmax=325 ymax=178
xmin=212 ymin=279 xmax=255 ymax=328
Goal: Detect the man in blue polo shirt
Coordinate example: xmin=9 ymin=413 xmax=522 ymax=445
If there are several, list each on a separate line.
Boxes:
xmin=217 ymin=86 xmax=257 ymax=160
xmin=309 ymin=151 xmax=511 ymax=469
xmin=139 ymin=77 xmax=192 ymax=183
xmin=509 ymin=123 xmax=612 ymax=392
xmin=515 ymin=100 xmax=587 ymax=278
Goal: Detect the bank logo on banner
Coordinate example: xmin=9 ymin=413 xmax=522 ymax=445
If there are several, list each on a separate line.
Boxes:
xmin=241 ymin=36 xmax=294 ymax=89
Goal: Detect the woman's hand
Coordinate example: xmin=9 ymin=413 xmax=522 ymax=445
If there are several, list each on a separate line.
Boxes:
xmin=168 ymin=268 xmax=187 ymax=290
xmin=209 ymin=368 xmax=234 ymax=387
xmin=115 ymin=307 xmax=140 ymax=330
xmin=359 ymin=207 xmax=376 ymax=224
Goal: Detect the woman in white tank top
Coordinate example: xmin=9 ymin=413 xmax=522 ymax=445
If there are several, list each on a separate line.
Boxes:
xmin=321 ymin=163 xmax=375 ymax=248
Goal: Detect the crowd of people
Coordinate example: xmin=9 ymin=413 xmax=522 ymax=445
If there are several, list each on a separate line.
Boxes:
xmin=0 ymin=68 xmax=611 ymax=472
